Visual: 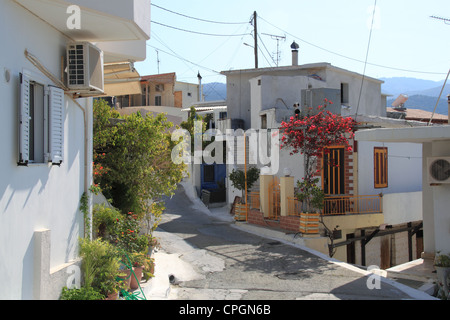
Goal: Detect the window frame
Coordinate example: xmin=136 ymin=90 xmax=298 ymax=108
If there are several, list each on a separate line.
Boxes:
xmin=18 ymin=71 xmax=65 ymax=167
xmin=374 ymin=147 xmax=388 ymax=188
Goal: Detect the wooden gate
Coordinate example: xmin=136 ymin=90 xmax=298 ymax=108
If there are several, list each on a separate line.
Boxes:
xmin=268 ymin=176 xmax=280 ymax=220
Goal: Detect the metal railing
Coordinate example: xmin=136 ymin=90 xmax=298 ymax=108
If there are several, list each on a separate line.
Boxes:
xmin=287 ymin=194 xmax=383 ymax=216
xmin=323 ymin=194 xmax=383 ymax=215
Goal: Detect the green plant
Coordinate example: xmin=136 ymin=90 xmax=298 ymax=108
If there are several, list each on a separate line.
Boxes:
xmin=229 ymin=167 xmax=260 ymax=202
xmin=296 ymin=177 xmax=325 ymax=213
xmin=60 ymin=286 xmax=104 ymax=300
xmin=79 ymin=237 xmax=124 ymax=297
xmin=434 ymin=252 xmax=450 ymax=267
xmin=93 ymin=99 xmax=185 ymax=218
xmin=115 ymin=212 xmax=150 ymax=255
xmin=93 ymin=204 xmax=122 ymax=241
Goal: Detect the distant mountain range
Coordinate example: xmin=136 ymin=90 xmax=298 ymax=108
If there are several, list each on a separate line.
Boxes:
xmin=381 ymin=77 xmax=449 ymax=115
xmin=203 ymin=78 xmax=449 ymax=115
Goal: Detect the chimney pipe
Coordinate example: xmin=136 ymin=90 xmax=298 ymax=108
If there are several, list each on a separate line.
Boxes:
xmin=197 ymin=72 xmax=203 ymax=102
xmin=291 ymin=41 xmax=299 ymax=66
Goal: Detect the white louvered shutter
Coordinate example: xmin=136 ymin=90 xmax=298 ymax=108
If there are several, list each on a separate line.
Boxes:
xmin=48 ymin=86 xmax=65 ymax=165
xmin=18 ymin=73 xmax=31 ymax=165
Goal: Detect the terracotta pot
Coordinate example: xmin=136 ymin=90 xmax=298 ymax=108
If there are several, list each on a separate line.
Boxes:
xmin=106 ymin=292 xmax=119 ymax=300
xmin=118 ymin=269 xmax=132 ymax=289
xmin=130 ymin=266 xmax=143 ymax=290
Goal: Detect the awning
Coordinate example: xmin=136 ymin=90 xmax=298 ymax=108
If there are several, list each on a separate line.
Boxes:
xmin=103 ymin=62 xmax=142 ymax=96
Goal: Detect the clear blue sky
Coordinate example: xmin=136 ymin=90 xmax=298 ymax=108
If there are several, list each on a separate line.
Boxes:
xmin=136 ymin=0 xmax=450 ymax=84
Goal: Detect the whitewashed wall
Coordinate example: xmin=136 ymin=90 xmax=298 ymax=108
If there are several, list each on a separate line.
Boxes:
xmin=0 ymin=1 xmax=88 ymax=299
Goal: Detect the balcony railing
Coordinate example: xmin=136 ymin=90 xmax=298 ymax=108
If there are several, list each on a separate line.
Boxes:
xmin=288 ymin=194 xmax=383 ymax=216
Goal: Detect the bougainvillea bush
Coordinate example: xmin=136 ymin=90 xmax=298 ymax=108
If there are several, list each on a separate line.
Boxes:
xmin=280 ymin=100 xmax=356 ymax=211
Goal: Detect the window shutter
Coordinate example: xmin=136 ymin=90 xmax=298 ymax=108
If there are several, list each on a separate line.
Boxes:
xmin=48 ymin=86 xmax=65 ymax=165
xmin=18 ymin=73 xmax=31 ymax=166
xmin=374 ymin=147 xmax=388 ymax=188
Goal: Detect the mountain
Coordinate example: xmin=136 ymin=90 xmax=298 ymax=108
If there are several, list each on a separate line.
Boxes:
xmin=380 ymin=77 xmax=445 ymax=97
xmin=382 ymin=77 xmax=449 ymax=115
xmin=203 ymin=82 xmax=227 ymax=101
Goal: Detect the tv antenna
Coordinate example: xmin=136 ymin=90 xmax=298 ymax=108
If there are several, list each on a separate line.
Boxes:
xmin=262 ymin=33 xmax=286 ymax=67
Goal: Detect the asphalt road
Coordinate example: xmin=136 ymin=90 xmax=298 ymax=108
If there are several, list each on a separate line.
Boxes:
xmin=155 ymin=184 xmax=428 ymax=301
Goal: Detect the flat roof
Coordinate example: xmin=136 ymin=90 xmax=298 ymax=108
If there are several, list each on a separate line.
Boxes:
xmin=355 ymin=125 xmax=450 ymax=143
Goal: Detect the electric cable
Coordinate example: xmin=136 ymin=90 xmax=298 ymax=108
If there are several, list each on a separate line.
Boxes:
xmin=151 ymin=3 xmax=248 ymax=25
xmin=258 ymin=15 xmax=447 ymax=76
xmin=151 ymin=21 xmax=251 ymax=37
xmin=356 ymin=0 xmax=377 ymax=116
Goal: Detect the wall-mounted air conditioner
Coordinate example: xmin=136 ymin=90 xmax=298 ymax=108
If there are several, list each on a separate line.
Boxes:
xmin=66 ymin=42 xmax=104 ymax=94
xmin=427 ymin=157 xmax=450 ymax=184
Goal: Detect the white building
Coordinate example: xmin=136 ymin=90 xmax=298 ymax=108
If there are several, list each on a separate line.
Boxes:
xmin=220 ymin=44 xmax=431 ymax=268
xmin=0 ymin=0 xmax=151 ymax=300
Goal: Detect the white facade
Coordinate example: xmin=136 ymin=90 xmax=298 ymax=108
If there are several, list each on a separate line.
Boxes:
xmin=356 ymin=126 xmax=450 ymax=256
xmin=0 ymin=0 xmax=150 ymax=300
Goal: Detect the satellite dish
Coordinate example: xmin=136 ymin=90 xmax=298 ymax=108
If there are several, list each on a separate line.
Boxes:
xmin=391 ymin=94 xmax=408 ymax=109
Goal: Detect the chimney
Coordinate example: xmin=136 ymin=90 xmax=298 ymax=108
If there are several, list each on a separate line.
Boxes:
xmin=291 ymin=41 xmax=299 ymax=66
xmin=197 ymin=71 xmax=203 ymax=102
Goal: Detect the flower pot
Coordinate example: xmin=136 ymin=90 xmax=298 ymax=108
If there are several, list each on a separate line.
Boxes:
xmin=106 ymin=291 xmax=119 ymax=300
xmin=118 ymin=269 xmax=132 ymax=290
xmin=130 ymin=266 xmax=143 ymax=290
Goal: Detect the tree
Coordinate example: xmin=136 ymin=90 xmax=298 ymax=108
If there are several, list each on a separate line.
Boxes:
xmin=229 ymin=167 xmax=260 ymax=202
xmin=93 ymin=99 xmax=185 ymax=228
xmin=280 ymin=100 xmax=356 ymax=211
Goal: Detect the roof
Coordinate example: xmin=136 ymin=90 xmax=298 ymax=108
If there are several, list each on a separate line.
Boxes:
xmin=355 ymin=125 xmax=450 ymax=143
xmin=221 ymin=62 xmax=383 ymax=84
xmin=387 ymin=107 xmax=448 ymax=123
xmin=141 ymin=73 xmax=176 ymax=84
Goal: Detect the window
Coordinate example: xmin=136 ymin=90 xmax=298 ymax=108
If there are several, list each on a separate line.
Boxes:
xmin=155 ymin=95 xmax=162 ymax=106
xmin=19 ymin=72 xmax=65 ymax=166
xmin=340 ymin=83 xmax=349 ymax=105
xmin=323 ymin=147 xmax=345 ymax=195
xmin=374 ymin=147 xmax=388 ymax=188
xmin=261 ymin=114 xmax=267 ymax=129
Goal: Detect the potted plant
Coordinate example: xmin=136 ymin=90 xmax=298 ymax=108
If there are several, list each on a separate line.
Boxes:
xmin=229 ymin=167 xmax=260 ymax=203
xmin=129 ymin=252 xmax=147 ymax=290
xmin=434 ymin=251 xmax=450 ymax=299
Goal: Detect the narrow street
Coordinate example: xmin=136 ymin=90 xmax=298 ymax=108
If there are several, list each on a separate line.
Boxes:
xmin=152 ymin=184 xmax=430 ymax=300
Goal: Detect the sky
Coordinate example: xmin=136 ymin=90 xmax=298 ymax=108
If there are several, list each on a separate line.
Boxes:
xmin=135 ymin=0 xmax=450 ymax=85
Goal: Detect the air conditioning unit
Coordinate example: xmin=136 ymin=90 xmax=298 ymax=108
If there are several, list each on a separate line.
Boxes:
xmin=427 ymin=157 xmax=450 ymax=184
xmin=66 ymin=42 xmax=104 ymax=94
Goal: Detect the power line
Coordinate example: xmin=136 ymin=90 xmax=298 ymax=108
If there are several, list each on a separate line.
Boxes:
xmin=151 ymin=3 xmax=249 ymax=25
xmin=151 ymin=21 xmax=251 ymax=37
xmin=356 ymin=0 xmax=377 ymax=116
xmin=146 ymin=44 xmax=222 ymax=75
xmin=258 ymin=15 xmax=448 ymax=76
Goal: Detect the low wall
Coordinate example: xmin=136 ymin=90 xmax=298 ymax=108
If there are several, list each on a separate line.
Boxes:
xmin=383 ymin=191 xmax=422 ymax=225
xmin=248 ymin=209 xmax=301 ymax=233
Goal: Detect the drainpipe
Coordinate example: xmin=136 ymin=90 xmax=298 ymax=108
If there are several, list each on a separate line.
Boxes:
xmin=71 ymin=97 xmax=92 ymax=239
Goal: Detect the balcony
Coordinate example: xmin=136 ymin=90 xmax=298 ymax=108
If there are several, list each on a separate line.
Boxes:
xmin=15 ymin=0 xmax=151 ymax=62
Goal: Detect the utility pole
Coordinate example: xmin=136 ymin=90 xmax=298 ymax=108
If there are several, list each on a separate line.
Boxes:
xmin=252 ymin=11 xmax=258 ymax=69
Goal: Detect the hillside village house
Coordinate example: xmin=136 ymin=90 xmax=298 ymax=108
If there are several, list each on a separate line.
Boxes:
xmin=0 ymin=0 xmax=151 ymax=299
xmin=220 ymin=43 xmax=434 ymax=270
